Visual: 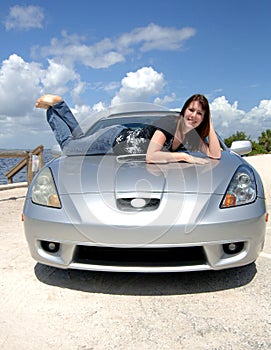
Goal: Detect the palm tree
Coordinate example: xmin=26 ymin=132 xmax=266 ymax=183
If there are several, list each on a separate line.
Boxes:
xmin=224 ymin=131 xmax=248 ymax=148
xmin=258 ymin=129 xmax=271 ymax=152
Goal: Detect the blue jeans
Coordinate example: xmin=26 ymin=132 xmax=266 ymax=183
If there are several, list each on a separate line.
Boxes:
xmin=47 ymin=101 xmax=125 ymax=155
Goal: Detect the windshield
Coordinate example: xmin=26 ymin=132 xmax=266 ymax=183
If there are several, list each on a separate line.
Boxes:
xmin=63 ymin=113 xmax=172 ymax=156
xmin=62 ymin=112 xmax=226 ymax=156
xmin=85 ymin=115 xmax=169 ymax=136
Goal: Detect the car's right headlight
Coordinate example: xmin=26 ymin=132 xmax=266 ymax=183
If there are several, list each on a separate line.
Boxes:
xmin=220 ymin=165 xmax=257 ymax=208
xmin=31 ymin=167 xmax=61 ymax=208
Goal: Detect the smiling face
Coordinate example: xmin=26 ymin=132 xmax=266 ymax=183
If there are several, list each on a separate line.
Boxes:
xmin=178 ymin=94 xmax=210 ymax=147
xmin=182 ymin=101 xmax=205 ymax=132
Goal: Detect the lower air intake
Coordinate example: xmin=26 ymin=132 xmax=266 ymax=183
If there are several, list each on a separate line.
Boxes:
xmin=75 ymin=246 xmax=206 ymax=267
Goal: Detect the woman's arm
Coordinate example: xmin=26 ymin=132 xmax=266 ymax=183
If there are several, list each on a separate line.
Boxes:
xmin=201 ymin=121 xmax=221 ymax=159
xmin=146 ymin=130 xmax=208 ymax=164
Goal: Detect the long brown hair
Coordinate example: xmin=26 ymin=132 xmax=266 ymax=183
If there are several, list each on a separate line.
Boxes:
xmin=180 ymin=94 xmax=210 ymax=150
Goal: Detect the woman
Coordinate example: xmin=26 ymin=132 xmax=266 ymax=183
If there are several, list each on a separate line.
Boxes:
xmin=36 ymin=93 xmax=221 ymax=163
xmin=146 ymin=94 xmax=221 ymax=163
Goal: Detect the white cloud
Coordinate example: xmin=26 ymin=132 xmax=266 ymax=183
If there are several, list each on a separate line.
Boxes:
xmin=0 ymin=54 xmax=42 ymax=115
xmin=92 ymin=102 xmax=106 ymax=112
xmin=5 ymin=5 xmax=44 ymax=31
xmin=0 ymin=55 xmax=81 ymax=115
xmin=104 ymin=81 xmax=120 ymax=92
xmin=210 ymin=96 xmax=271 ymax=140
xmin=154 ymin=93 xmax=176 ymax=106
xmin=210 ymin=96 xmax=245 ymax=128
xmin=35 ymin=31 xmax=125 ymax=69
xmin=0 ymin=54 xmax=85 ymax=148
xmin=34 ymin=23 xmax=196 ymax=69
xmin=40 ymin=59 xmax=80 ymax=95
xmin=110 ymin=67 xmax=165 ymax=106
xmin=117 ymin=23 xmax=196 ymax=52
xmin=71 ymin=81 xmax=87 ymax=104
xmin=241 ymin=100 xmax=271 ymax=137
xmin=247 ymin=100 xmax=271 ymax=117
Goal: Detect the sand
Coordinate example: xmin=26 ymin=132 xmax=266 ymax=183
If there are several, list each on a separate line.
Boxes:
xmin=0 ymin=155 xmax=270 ymax=350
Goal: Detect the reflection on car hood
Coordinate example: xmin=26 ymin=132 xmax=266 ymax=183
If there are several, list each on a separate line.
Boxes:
xmin=50 ymin=151 xmax=246 ymax=196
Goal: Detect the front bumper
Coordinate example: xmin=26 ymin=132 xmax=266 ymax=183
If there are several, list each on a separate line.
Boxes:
xmin=23 ymin=193 xmax=267 ymax=272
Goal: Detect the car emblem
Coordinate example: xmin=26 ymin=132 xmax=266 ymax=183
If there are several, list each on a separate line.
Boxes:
xmin=130 ymin=198 xmax=147 ymax=208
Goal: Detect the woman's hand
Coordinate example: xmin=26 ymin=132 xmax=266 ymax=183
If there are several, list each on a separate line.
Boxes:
xmin=184 ymin=154 xmax=209 ymax=165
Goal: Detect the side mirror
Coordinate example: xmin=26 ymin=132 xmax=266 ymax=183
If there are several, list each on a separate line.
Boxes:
xmin=230 ymin=140 xmax=252 ymax=156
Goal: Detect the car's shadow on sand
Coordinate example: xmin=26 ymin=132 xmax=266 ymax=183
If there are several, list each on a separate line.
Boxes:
xmin=34 ymin=262 xmax=257 ymax=296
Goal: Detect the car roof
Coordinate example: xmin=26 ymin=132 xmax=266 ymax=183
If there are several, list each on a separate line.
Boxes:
xmin=105 ymin=109 xmax=179 ymax=119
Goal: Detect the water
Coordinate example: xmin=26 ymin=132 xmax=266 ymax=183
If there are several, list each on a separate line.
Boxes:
xmin=0 ymin=149 xmax=53 ymax=184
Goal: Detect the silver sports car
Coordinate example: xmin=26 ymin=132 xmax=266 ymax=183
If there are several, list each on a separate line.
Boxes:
xmin=23 ymin=107 xmax=267 ymax=272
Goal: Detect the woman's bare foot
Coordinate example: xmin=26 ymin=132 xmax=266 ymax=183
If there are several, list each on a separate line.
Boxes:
xmin=35 ymin=94 xmax=63 ymax=109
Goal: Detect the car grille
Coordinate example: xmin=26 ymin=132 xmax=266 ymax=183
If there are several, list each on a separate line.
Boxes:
xmin=74 ymin=246 xmax=206 ymax=267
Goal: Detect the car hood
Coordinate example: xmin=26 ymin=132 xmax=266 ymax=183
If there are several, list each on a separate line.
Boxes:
xmin=49 ymin=151 xmax=247 ymax=196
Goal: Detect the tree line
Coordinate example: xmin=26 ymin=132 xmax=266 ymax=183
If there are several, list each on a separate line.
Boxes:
xmin=224 ymin=129 xmax=271 ymax=156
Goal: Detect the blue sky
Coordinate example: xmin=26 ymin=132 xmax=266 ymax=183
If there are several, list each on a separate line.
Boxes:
xmin=0 ymin=0 xmax=271 ymax=149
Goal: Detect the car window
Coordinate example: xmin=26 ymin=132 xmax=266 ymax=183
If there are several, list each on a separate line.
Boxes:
xmin=64 ymin=114 xmax=226 ymax=156
xmin=63 ymin=115 xmax=162 ymax=156
xmin=85 ymin=117 xmax=158 ymax=136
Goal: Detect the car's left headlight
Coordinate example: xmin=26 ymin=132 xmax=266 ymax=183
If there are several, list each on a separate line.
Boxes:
xmin=220 ymin=165 xmax=257 ymax=208
xmin=31 ymin=167 xmax=61 ymax=208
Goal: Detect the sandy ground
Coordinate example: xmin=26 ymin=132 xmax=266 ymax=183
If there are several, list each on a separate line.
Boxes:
xmin=0 ymin=155 xmax=270 ymax=350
